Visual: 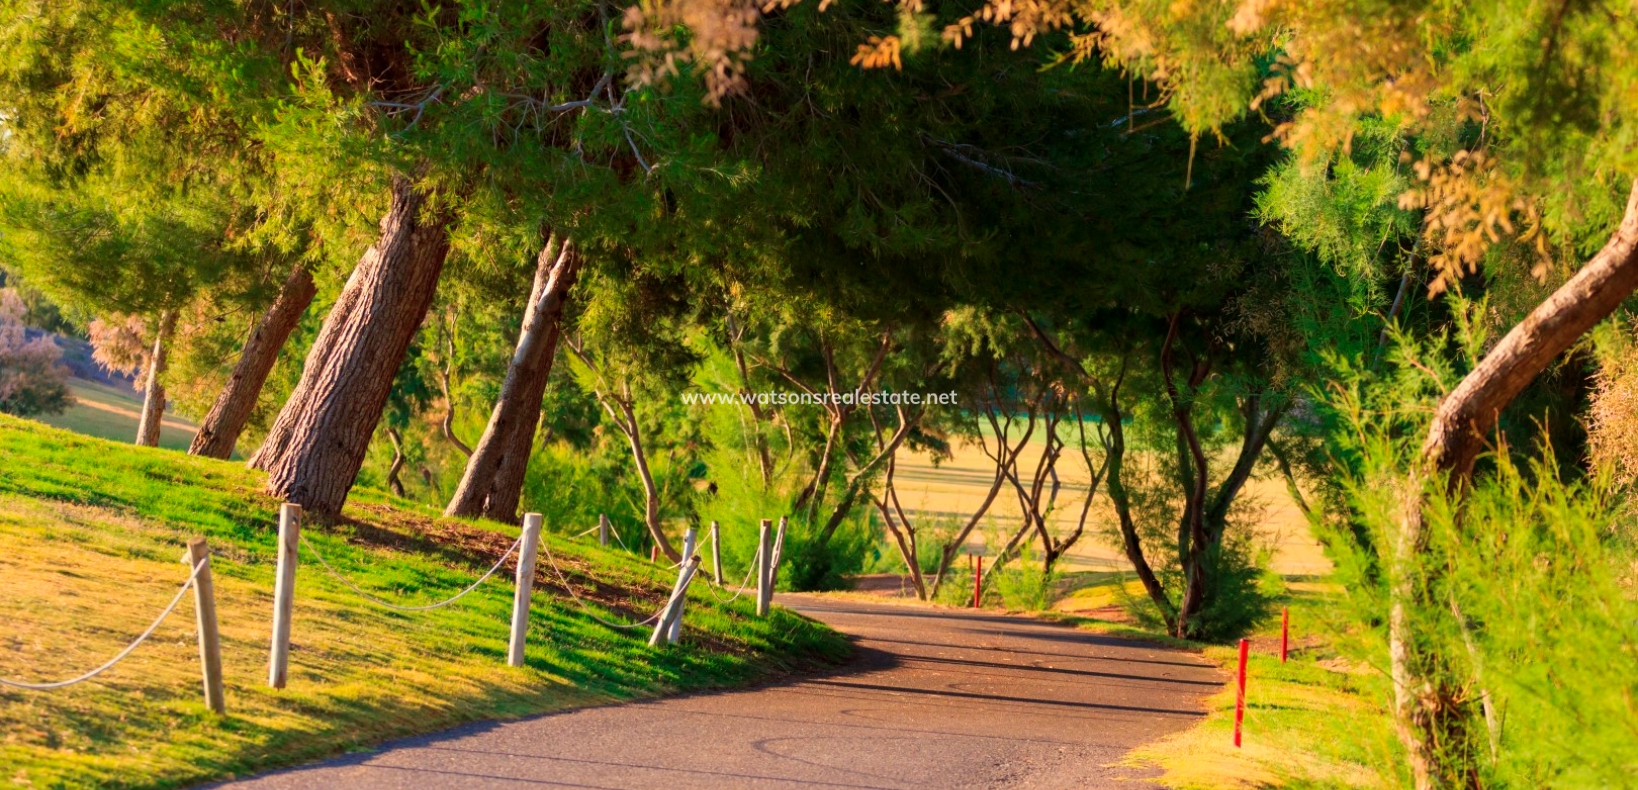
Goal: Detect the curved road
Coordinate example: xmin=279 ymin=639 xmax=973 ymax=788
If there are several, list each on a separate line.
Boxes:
xmin=216 ymin=595 xmax=1222 ymax=789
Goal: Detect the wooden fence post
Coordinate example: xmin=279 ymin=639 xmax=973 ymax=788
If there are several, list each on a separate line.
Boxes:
xmin=648 ymin=558 xmax=701 ymax=647
xmin=667 ymin=528 xmax=697 ymax=644
xmin=268 ymin=503 xmax=300 ymax=689
xmin=769 ymin=515 xmax=788 ymax=589
xmin=183 ymin=538 xmax=225 ymax=714
xmin=709 ymin=521 xmax=723 ymax=586
xmin=599 ymin=513 xmax=610 ymax=548
xmin=508 ymin=513 xmax=544 ymax=667
xmin=756 ymin=519 xmax=773 ymax=617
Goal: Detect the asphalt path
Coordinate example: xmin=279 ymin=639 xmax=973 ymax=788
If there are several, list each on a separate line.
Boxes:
xmin=213 ymin=595 xmax=1222 ymax=789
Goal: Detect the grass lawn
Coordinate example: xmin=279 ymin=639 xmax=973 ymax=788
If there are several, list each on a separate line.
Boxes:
xmin=1051 ymin=587 xmax=1401 ymax=789
xmin=34 ymin=379 xmax=198 ymax=451
xmin=0 ymin=415 xmax=848 ymax=789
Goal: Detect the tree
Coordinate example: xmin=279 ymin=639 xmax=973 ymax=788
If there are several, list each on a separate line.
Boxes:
xmin=249 ymin=178 xmax=453 ymax=512
xmin=446 ymin=233 xmax=581 ymax=521
xmin=189 ymin=264 xmax=316 ymax=458
xmin=0 ymin=289 xmax=71 ymax=418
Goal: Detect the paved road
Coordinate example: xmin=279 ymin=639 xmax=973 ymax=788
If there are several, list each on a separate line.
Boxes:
xmin=215 ymin=596 xmax=1222 ymax=789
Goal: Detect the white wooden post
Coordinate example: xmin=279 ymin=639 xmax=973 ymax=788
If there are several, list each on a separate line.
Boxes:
xmin=268 ymin=503 xmax=300 ymax=689
xmin=183 ymin=538 xmax=225 ymax=714
xmin=756 ymin=519 xmax=773 ymax=617
xmin=508 ymin=513 xmax=544 ymax=667
xmin=770 ymin=515 xmax=788 ymax=590
xmin=709 ymin=520 xmax=723 ymax=586
xmin=598 ymin=513 xmax=610 ymax=548
xmin=648 ymin=558 xmax=700 ymax=647
xmin=667 ymin=528 xmax=697 ymax=644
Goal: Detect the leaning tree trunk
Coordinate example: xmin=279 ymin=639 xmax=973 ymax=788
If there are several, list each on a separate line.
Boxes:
xmin=445 ymin=235 xmax=579 ymax=520
xmin=481 ymin=324 xmax=562 ymax=521
xmin=1393 ymin=179 xmax=1638 ymax=789
xmin=135 ymin=310 xmax=177 ymax=447
xmin=190 ymin=264 xmax=317 ymax=459
xmin=249 ymin=178 xmax=451 ymax=516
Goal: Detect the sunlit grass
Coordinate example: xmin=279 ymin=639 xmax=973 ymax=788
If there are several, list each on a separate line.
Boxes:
xmin=34 ymin=379 xmax=197 ymax=451
xmin=0 ymin=415 xmax=848 ymax=789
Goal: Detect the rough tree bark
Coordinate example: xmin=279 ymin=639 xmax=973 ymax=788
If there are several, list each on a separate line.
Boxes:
xmin=135 ymin=310 xmax=177 ymax=447
xmin=249 ymin=178 xmax=451 ymax=516
xmin=445 ymin=235 xmax=580 ymax=521
xmin=190 ymin=264 xmax=317 ymax=459
xmin=1393 ymin=179 xmax=1638 ymax=788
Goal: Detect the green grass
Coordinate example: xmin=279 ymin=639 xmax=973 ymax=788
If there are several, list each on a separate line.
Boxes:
xmin=34 ymin=379 xmax=197 ymax=451
xmin=0 ymin=414 xmax=849 ymax=789
xmin=1041 ymin=584 xmax=1400 ymax=789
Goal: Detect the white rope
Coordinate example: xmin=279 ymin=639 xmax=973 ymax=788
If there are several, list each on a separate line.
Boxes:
xmin=571 ymin=525 xmax=599 ymax=539
xmin=605 ymin=521 xmax=632 ymax=553
xmin=704 ymin=548 xmax=760 ymax=605
xmin=301 ymin=533 xmax=521 ymax=612
xmin=536 ymin=535 xmax=666 ymax=630
xmin=0 ymin=558 xmax=207 ymax=691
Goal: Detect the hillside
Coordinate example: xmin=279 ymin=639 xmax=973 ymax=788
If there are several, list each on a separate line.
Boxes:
xmin=0 ymin=415 xmax=848 ymax=789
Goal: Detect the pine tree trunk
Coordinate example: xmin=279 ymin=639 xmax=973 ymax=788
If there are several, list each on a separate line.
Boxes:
xmin=445 ymin=235 xmax=580 ymax=521
xmin=190 ymin=264 xmax=317 ymax=459
xmin=250 ymin=178 xmax=451 ymax=516
xmin=1393 ymin=180 xmax=1638 ymax=789
xmin=481 ymin=324 xmax=562 ymax=522
xmin=135 ymin=310 xmax=177 ymax=447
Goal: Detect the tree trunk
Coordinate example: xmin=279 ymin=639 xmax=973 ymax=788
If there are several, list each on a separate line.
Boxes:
xmin=731 ymin=339 xmax=776 ymax=488
xmin=135 ymin=310 xmax=177 ymax=447
xmin=619 ymin=395 xmax=676 ymax=562
xmin=480 ymin=329 xmax=560 ymax=521
xmin=385 ymin=426 xmax=407 ymax=498
xmin=445 ymin=235 xmax=580 ymax=520
xmin=190 ymin=265 xmax=317 ymax=459
xmin=1392 ymin=180 xmax=1638 ymax=789
xmin=817 ymin=409 xmax=918 ymax=544
xmin=250 ymin=177 xmax=451 ymax=516
xmin=1101 ymin=386 xmax=1176 ymax=628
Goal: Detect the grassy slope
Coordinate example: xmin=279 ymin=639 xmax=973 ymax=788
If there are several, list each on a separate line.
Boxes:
xmin=34 ymin=379 xmax=198 ymax=451
xmin=0 ymin=415 xmax=848 ymax=789
xmin=1055 ymin=592 xmax=1401 ymax=789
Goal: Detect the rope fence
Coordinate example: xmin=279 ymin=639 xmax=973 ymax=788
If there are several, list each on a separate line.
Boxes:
xmin=4 ymin=504 xmax=787 ymax=707
xmin=300 ymin=532 xmax=522 ymax=612
xmin=538 ymin=536 xmax=667 ymax=631
xmin=0 ymin=557 xmax=209 ymax=691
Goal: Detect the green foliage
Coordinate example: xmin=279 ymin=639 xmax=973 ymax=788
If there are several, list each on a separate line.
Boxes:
xmin=1314 ymin=293 xmax=1638 ymax=786
xmin=988 ymin=554 xmax=1061 ymax=611
xmin=0 ymin=289 xmax=71 ymax=417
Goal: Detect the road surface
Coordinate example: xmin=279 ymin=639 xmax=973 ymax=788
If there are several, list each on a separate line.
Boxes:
xmin=213 ymin=595 xmax=1222 ymax=789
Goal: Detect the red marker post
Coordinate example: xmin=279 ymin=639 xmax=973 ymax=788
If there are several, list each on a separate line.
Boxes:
xmin=650 ymin=545 xmax=659 ymax=563
xmin=1234 ymin=638 xmax=1249 ymax=747
xmin=972 ymin=556 xmax=984 ymax=608
xmin=1280 ymin=607 xmax=1290 ymax=663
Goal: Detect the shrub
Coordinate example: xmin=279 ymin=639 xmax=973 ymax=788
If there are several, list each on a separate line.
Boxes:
xmin=0 ymin=289 xmax=71 ymax=417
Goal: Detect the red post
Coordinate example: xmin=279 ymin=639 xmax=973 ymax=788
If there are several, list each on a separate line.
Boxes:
xmin=650 ymin=545 xmax=659 ymax=563
xmin=1234 ymin=638 xmax=1249 ymax=748
xmin=1280 ymin=607 xmax=1289 ymax=663
xmin=973 ymin=556 xmax=984 ymax=608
